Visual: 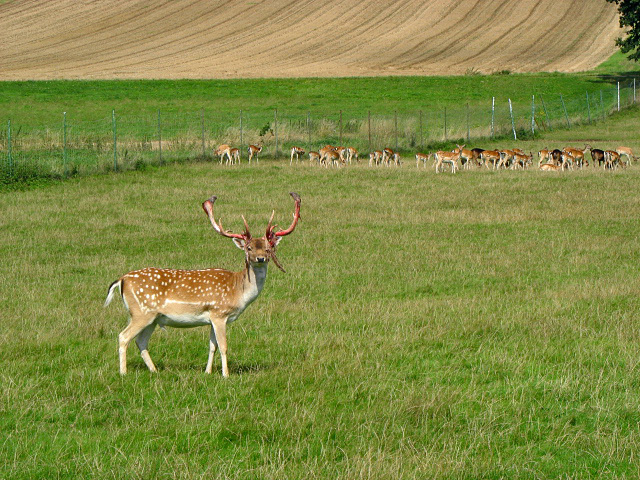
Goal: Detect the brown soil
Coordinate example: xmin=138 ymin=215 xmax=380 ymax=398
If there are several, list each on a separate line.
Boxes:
xmin=0 ymin=0 xmax=621 ymax=80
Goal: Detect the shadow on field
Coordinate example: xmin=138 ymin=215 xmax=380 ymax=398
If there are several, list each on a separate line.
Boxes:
xmin=128 ymin=360 xmax=273 ymax=375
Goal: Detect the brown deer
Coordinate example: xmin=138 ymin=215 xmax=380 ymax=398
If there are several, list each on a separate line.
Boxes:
xmin=105 ymin=193 xmax=301 ymax=377
xmin=247 ymin=144 xmax=262 ymax=164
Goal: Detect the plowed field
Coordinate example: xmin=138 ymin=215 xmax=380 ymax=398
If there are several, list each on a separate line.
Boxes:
xmin=0 ymin=0 xmax=622 ymax=80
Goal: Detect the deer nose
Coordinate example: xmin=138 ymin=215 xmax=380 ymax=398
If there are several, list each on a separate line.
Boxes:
xmin=256 ymin=256 xmax=266 ymax=263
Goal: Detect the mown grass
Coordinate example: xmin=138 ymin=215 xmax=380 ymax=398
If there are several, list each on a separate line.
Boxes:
xmin=1 ymin=147 xmax=640 ymax=478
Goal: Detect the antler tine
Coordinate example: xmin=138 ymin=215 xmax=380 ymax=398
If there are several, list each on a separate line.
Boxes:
xmin=241 ymin=215 xmax=252 ymax=239
xmin=202 ymin=195 xmax=246 ymax=240
xmin=274 ymin=192 xmax=301 ymax=238
xmin=265 ymin=210 xmax=276 ymax=237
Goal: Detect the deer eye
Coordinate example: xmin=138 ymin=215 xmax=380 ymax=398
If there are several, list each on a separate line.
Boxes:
xmin=247 ymin=246 xmax=253 ymax=251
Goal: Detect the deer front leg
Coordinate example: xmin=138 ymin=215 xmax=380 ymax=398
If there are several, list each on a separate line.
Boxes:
xmin=211 ymin=318 xmax=229 ymax=377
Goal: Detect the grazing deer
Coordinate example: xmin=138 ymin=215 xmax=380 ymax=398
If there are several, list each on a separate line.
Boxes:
xmin=435 ymin=144 xmax=464 ymax=173
xmin=215 ymin=144 xmax=233 ymax=165
xmin=480 ymin=150 xmax=501 ymax=169
xmin=415 ymin=153 xmax=430 ymax=168
xmin=346 ymin=147 xmax=359 ymax=164
xmin=538 ymin=148 xmax=551 ymax=167
xmin=591 ymin=148 xmax=606 ymax=168
xmin=105 ymin=193 xmax=302 ymax=377
xmin=369 ymin=150 xmax=383 ymax=167
xmin=247 ymin=144 xmax=262 ymax=164
xmin=308 ymin=151 xmax=320 ymax=165
xmin=290 ymin=146 xmax=305 ymax=165
xmin=616 ymin=146 xmax=635 ymax=166
xmin=229 ymin=148 xmax=240 ymax=165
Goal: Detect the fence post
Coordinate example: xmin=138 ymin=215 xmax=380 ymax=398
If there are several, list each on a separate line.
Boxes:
xmin=560 ymin=94 xmax=570 ymax=128
xmin=339 ymin=110 xmax=343 ymax=146
xmin=394 ymin=110 xmax=398 ymax=151
xmin=112 ymin=110 xmax=117 ymax=171
xmin=491 ymin=97 xmax=495 ymax=139
xmin=531 ymin=95 xmax=535 ymax=135
xmin=466 ymin=103 xmax=470 ymax=142
xmin=7 ymin=120 xmax=12 ymax=176
xmin=509 ymin=98 xmax=517 ymax=140
xmin=586 ymin=92 xmax=591 ymax=124
xmin=419 ymin=110 xmax=423 ymax=150
xmin=444 ymin=107 xmax=447 ymax=141
xmin=157 ymin=110 xmax=163 ymax=165
xmin=239 ymin=110 xmax=243 ymax=159
xmin=634 ymin=78 xmax=636 ymax=103
xmin=63 ymin=112 xmax=68 ymax=177
xmin=307 ymin=111 xmax=311 ymax=152
xmin=617 ymin=81 xmax=620 ymax=111
xmin=540 ymin=94 xmax=551 ymax=130
xmin=368 ymin=110 xmax=371 ymax=153
xmin=201 ymin=109 xmax=206 ymax=158
xmin=274 ymin=109 xmax=278 ymax=159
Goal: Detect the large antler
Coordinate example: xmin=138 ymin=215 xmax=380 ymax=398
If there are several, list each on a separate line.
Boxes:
xmin=266 ymin=192 xmax=301 ymax=243
xmin=202 ymin=195 xmax=251 ymax=240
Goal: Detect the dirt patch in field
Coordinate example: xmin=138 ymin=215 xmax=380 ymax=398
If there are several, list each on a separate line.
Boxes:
xmin=0 ymin=0 xmax=622 ymax=80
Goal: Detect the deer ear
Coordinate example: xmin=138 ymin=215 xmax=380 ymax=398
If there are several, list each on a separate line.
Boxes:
xmin=270 ymin=236 xmax=282 ymax=248
xmin=232 ymin=237 xmax=246 ymax=250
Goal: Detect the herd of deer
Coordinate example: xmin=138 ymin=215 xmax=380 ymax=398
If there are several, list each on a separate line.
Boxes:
xmin=415 ymin=144 xmax=636 ymax=173
xmin=214 ymin=142 xmax=635 ymax=173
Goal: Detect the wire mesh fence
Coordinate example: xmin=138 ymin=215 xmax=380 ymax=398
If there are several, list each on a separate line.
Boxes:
xmin=1 ymin=79 xmax=637 ymax=181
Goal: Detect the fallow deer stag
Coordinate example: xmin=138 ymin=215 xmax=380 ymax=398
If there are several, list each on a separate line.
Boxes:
xmin=105 ymin=192 xmax=302 ymax=377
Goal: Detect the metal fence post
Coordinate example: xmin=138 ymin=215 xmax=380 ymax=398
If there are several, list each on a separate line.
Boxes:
xmin=509 ymin=98 xmax=517 ymax=140
xmin=63 ymin=112 xmax=68 ymax=176
xmin=7 ymin=119 xmax=12 ymax=176
xmin=201 ymin=109 xmax=206 ymax=158
xmin=491 ymin=97 xmax=495 ymax=139
xmin=531 ymin=95 xmax=535 ymax=135
xmin=157 ymin=110 xmax=162 ymax=164
xmin=560 ymin=94 xmax=570 ymax=128
xmin=617 ymin=81 xmax=620 ymax=111
xmin=239 ymin=110 xmax=243 ymax=159
xmin=274 ymin=109 xmax=278 ymax=159
xmin=112 ymin=110 xmax=117 ymax=171
xmin=419 ymin=110 xmax=423 ymax=149
xmin=444 ymin=107 xmax=447 ymax=141
xmin=368 ymin=110 xmax=371 ymax=153
xmin=394 ymin=110 xmax=398 ymax=151
xmin=466 ymin=103 xmax=470 ymax=142
xmin=307 ymin=111 xmax=311 ymax=152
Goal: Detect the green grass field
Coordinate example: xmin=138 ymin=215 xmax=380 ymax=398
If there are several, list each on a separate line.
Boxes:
xmin=2 ymin=54 xmax=640 ymax=478
xmin=2 ymin=102 xmax=640 ymax=477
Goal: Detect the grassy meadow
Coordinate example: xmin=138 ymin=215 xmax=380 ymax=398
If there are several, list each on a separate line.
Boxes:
xmin=2 ymin=120 xmax=640 ymax=477
xmin=2 ymin=56 xmax=640 ymax=477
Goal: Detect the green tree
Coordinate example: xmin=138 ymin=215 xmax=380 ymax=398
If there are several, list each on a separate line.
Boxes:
xmin=607 ymin=0 xmax=640 ymax=61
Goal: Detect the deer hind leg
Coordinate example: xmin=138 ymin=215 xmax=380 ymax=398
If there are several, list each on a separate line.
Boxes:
xmin=135 ymin=322 xmax=158 ymax=373
xmin=206 ymin=325 xmax=218 ymax=374
xmin=118 ymin=312 xmax=156 ymax=374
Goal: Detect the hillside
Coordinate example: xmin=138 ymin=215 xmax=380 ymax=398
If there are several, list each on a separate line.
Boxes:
xmin=0 ymin=0 xmax=622 ymax=80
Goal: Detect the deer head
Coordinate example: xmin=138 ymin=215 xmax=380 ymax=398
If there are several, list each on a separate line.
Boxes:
xmin=202 ymin=192 xmax=301 ymax=272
